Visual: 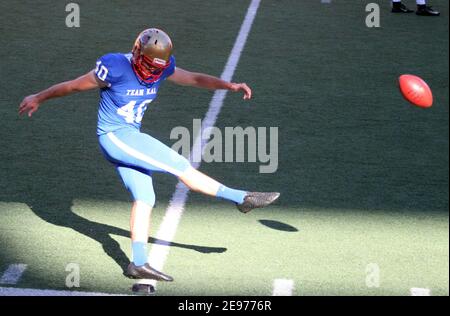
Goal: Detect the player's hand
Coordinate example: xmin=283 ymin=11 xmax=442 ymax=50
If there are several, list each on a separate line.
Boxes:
xmin=230 ymin=83 xmax=252 ymax=100
xmin=19 ymin=94 xmax=41 ymax=117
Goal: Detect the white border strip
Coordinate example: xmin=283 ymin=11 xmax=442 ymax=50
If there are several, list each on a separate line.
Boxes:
xmin=410 ymin=288 xmax=431 ymax=296
xmin=140 ymin=0 xmax=262 ymax=287
xmin=272 ymin=279 xmax=294 ymax=296
xmin=0 ymin=286 xmax=128 ymax=296
xmin=0 ymin=264 xmax=27 ymax=285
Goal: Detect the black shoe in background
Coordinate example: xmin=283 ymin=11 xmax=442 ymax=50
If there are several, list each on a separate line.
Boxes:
xmin=392 ymin=2 xmax=414 ymax=13
xmin=416 ymin=5 xmax=440 ymax=16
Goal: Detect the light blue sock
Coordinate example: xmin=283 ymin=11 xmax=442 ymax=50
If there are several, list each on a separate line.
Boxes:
xmin=216 ymin=185 xmax=247 ymax=204
xmin=132 ymin=241 xmax=148 ymax=266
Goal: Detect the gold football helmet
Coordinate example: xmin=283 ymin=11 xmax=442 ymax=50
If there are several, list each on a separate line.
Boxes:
xmin=132 ymin=28 xmax=173 ymax=83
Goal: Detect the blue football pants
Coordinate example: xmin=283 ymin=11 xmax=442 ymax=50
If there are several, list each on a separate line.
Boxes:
xmin=98 ymin=128 xmax=191 ymax=207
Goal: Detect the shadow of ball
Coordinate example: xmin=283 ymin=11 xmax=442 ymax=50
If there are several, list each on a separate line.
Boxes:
xmin=258 ymin=219 xmax=299 ymax=232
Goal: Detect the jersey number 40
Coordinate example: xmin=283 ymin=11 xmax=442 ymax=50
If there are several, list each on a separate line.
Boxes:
xmin=117 ymin=100 xmax=153 ymax=124
xmin=117 ymin=99 xmax=153 ymax=124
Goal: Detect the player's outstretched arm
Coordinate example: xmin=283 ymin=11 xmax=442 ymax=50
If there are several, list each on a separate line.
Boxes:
xmin=19 ymin=70 xmax=107 ymax=117
xmin=167 ymin=67 xmax=252 ymax=100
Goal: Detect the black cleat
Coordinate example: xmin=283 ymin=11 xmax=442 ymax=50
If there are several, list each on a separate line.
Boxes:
xmin=126 ymin=263 xmax=174 ymax=282
xmin=392 ymin=2 xmax=414 ymax=13
xmin=416 ymin=5 xmax=440 ymax=16
xmin=236 ymin=192 xmax=280 ymax=213
xmin=131 ymin=283 xmax=156 ymax=295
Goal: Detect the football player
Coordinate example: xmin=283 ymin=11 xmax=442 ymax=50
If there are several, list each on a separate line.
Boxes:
xmin=391 ymin=0 xmax=440 ymax=15
xmin=19 ymin=28 xmax=280 ymax=282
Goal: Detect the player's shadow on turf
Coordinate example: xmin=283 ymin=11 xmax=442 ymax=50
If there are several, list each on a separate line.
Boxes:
xmin=6 ymin=124 xmax=226 ymax=274
xmin=25 ymin=197 xmax=226 ymax=273
xmin=150 ymin=238 xmax=227 ymax=254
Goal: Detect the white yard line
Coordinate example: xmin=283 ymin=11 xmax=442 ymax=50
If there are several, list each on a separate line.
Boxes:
xmin=410 ymin=288 xmax=431 ymax=296
xmin=0 ymin=264 xmax=27 ymax=285
xmin=272 ymin=279 xmax=294 ymax=296
xmin=0 ymin=286 xmax=128 ymax=296
xmin=140 ymin=0 xmax=262 ymax=287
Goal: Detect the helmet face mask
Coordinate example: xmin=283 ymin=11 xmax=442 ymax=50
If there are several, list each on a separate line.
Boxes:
xmin=132 ymin=28 xmax=173 ymax=84
xmin=133 ymin=53 xmax=168 ymax=81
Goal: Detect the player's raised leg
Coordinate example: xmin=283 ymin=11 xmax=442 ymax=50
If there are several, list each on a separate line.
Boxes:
xmin=100 ymin=130 xmax=280 ymax=213
xmin=179 ymin=167 xmax=280 ymax=213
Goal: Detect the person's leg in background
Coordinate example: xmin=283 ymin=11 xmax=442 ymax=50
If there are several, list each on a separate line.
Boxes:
xmin=391 ymin=0 xmax=414 ymax=13
xmin=391 ymin=0 xmax=440 ymax=15
xmin=415 ymin=0 xmax=440 ymax=16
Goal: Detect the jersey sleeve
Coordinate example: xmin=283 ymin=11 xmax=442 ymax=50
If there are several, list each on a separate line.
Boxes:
xmin=95 ymin=53 xmax=125 ymax=87
xmin=161 ymin=55 xmax=176 ymax=80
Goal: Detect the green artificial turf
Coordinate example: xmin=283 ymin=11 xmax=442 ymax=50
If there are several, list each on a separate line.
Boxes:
xmin=0 ymin=0 xmax=448 ymax=296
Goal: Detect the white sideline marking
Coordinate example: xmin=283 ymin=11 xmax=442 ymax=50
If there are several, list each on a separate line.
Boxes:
xmin=0 ymin=264 xmax=27 ymax=285
xmin=141 ymin=0 xmax=262 ymax=287
xmin=0 ymin=286 xmax=128 ymax=296
xmin=410 ymin=288 xmax=431 ymax=296
xmin=272 ymin=279 xmax=294 ymax=296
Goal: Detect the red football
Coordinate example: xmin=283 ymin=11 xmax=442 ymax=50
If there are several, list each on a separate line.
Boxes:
xmin=398 ymin=74 xmax=433 ymax=108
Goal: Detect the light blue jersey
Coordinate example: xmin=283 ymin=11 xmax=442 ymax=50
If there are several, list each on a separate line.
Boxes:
xmin=95 ymin=53 xmax=176 ymax=135
xmin=95 ymin=52 xmax=189 ymax=206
